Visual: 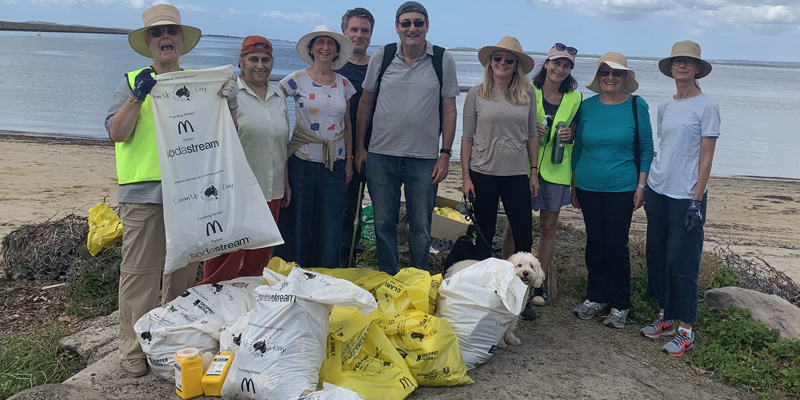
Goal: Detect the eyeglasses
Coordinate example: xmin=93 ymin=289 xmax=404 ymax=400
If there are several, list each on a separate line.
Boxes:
xmin=148 ymin=25 xmax=181 ymax=38
xmin=552 ymin=43 xmax=578 ymax=55
xmin=399 ymin=19 xmax=425 ymax=28
xmin=492 ymin=53 xmax=518 ymax=65
xmin=671 ymin=57 xmax=698 ymax=66
xmin=597 ymin=70 xmax=627 ymax=77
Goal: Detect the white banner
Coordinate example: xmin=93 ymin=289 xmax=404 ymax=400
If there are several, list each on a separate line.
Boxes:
xmin=151 ymin=65 xmax=283 ymax=273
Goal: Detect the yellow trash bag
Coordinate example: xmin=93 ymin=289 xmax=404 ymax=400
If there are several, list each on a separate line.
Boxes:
xmin=86 ymin=203 xmax=122 ymax=256
xmin=428 ymin=273 xmax=443 ymax=315
xmin=378 ymin=310 xmax=473 ymax=387
xmin=266 ymin=257 xmax=297 ymax=278
xmin=320 ymin=306 xmax=417 ymax=400
xmin=376 ymin=268 xmax=439 ymax=314
xmin=310 ymin=267 xmax=392 ymax=296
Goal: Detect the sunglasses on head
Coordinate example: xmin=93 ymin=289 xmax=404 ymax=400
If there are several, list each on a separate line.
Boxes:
xmin=553 ymin=43 xmax=578 ymax=55
xmin=148 ymin=25 xmax=181 ymax=38
xmin=399 ymin=19 xmax=425 ymax=28
xmin=492 ymin=53 xmax=517 ymax=65
xmin=597 ymin=70 xmax=626 ymax=77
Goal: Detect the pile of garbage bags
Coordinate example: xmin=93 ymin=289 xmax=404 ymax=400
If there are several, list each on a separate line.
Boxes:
xmin=134 ymin=257 xmax=527 ymax=399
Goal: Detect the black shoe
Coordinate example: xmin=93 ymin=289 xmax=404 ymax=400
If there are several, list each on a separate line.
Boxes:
xmin=519 ymin=302 xmax=538 ymax=321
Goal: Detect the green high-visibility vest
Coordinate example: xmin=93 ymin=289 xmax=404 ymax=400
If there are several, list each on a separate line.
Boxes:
xmin=534 ymin=87 xmax=582 ymax=185
xmin=115 ymin=67 xmax=160 ymax=185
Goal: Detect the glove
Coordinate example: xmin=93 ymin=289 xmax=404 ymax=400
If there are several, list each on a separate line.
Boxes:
xmin=130 ymin=68 xmax=156 ymax=102
xmin=218 ymin=78 xmax=239 ymax=110
xmin=684 ymin=199 xmax=703 ymax=231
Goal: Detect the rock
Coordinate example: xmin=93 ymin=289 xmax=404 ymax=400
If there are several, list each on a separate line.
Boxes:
xmin=59 ymin=310 xmax=119 ymax=364
xmin=704 ymin=287 xmax=800 ymax=339
xmin=8 ymin=383 xmax=107 ymax=400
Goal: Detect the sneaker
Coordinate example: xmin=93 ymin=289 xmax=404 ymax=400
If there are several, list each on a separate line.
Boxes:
xmin=519 ymin=302 xmax=538 ymax=321
xmin=603 ymin=308 xmax=629 ymax=329
xmin=121 ymin=358 xmax=148 ymax=377
xmin=663 ymin=328 xmax=694 ymax=356
xmin=573 ymin=299 xmax=608 ymax=320
xmin=640 ymin=316 xmax=676 ymax=339
xmin=531 ymin=287 xmax=547 ymax=306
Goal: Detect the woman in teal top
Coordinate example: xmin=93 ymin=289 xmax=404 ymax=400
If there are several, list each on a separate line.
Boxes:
xmin=571 ymin=51 xmax=653 ymax=329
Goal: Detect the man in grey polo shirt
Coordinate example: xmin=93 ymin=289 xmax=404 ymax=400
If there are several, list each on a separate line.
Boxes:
xmin=354 ymin=1 xmax=459 ymax=274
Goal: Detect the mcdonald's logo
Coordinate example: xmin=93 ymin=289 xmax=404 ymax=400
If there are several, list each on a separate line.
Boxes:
xmin=240 ymin=377 xmax=256 ymax=393
xmin=206 ymin=220 xmax=223 ymax=236
xmin=177 ymin=120 xmax=194 ymax=135
xmin=399 ymin=376 xmax=413 ymax=389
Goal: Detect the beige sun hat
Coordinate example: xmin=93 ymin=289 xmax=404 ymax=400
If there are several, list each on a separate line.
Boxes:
xmin=658 ymin=40 xmax=712 ymax=79
xmin=477 ymin=36 xmax=535 ymax=74
xmin=128 ymin=4 xmax=202 ymax=58
xmin=585 ymin=51 xmax=639 ymax=94
xmin=296 ymin=25 xmax=353 ymax=70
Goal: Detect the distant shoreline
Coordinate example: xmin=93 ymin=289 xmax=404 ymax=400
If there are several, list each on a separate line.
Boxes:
xmin=0 ymin=21 xmax=130 ymax=35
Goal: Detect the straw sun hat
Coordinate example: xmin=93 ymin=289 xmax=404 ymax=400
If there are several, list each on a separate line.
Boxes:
xmin=128 ymin=4 xmax=202 ymax=58
xmin=295 ymin=25 xmax=353 ymax=70
xmin=477 ymin=36 xmax=535 ymax=75
xmin=585 ymin=51 xmax=639 ymax=94
xmin=658 ymin=40 xmax=712 ymax=79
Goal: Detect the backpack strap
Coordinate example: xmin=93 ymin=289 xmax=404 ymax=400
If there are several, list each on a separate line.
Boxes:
xmin=631 ymin=95 xmax=640 ymax=171
xmin=375 ymin=43 xmax=397 ymax=97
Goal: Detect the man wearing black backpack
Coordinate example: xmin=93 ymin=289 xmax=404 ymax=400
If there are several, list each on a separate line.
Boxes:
xmin=354 ymin=1 xmax=459 ymax=274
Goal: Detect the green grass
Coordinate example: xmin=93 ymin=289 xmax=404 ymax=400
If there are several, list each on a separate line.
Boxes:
xmin=65 ymin=262 xmax=120 ymax=317
xmin=0 ymin=323 xmax=83 ymax=400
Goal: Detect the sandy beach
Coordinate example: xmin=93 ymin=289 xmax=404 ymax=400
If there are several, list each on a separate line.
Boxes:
xmin=2 ymin=132 xmax=800 ymax=283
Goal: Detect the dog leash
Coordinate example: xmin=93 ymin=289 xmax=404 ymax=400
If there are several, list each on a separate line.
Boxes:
xmin=464 ymin=193 xmax=498 ymax=257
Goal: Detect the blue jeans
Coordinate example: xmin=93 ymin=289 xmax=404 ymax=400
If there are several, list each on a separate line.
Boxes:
xmin=273 ymin=155 xmax=346 ymax=268
xmin=366 ymin=153 xmax=437 ymax=274
xmin=575 ymin=188 xmax=635 ymax=310
xmin=645 ymin=190 xmax=706 ymax=323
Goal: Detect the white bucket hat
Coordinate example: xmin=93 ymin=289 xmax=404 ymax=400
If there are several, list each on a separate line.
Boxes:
xmin=295 ymin=25 xmax=353 ymax=70
xmin=128 ymin=4 xmax=202 ymax=58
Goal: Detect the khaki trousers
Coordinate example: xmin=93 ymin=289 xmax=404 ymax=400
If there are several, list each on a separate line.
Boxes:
xmin=118 ymin=203 xmax=197 ymax=360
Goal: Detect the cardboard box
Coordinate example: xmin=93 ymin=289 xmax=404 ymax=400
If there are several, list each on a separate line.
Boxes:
xmin=431 ymin=196 xmax=470 ymax=242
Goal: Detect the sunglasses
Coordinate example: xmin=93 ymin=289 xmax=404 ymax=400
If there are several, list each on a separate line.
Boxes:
xmin=671 ymin=57 xmax=698 ymax=66
xmin=399 ymin=19 xmax=426 ymax=28
xmin=148 ymin=25 xmax=181 ymax=38
xmin=552 ymin=43 xmax=578 ymax=55
xmin=492 ymin=53 xmax=518 ymax=65
xmin=597 ymin=70 xmax=627 ymax=77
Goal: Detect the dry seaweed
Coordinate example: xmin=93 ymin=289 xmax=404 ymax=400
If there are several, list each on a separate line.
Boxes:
xmin=714 ymin=245 xmax=800 ymax=306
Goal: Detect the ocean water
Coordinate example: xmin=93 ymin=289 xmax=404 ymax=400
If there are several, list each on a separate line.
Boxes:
xmin=2 ymin=31 xmax=799 ymax=179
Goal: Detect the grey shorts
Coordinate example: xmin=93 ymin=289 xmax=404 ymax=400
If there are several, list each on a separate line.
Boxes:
xmin=531 ymin=176 xmax=571 ymax=212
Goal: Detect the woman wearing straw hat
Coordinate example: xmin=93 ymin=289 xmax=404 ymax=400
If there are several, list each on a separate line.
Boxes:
xmin=272 ymin=25 xmax=356 ymax=268
xmin=501 ymin=42 xmax=582 ymax=315
xmin=198 ymin=36 xmax=291 ymax=285
xmin=105 ymin=4 xmax=237 ymax=377
xmin=639 ymin=40 xmax=719 ymax=356
xmin=571 ymin=51 xmax=654 ymax=329
xmin=461 ymin=36 xmax=538 ymax=263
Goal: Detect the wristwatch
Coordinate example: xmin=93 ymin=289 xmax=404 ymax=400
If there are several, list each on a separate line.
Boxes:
xmin=440 ymin=148 xmax=452 ymax=155
xmin=637 ymin=184 xmax=646 ymax=189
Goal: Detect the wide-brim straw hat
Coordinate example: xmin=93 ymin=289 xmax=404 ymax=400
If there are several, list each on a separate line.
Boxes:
xmin=477 ymin=36 xmax=535 ymax=75
xmin=586 ymin=51 xmax=639 ymax=94
xmin=128 ymin=4 xmax=202 ymax=58
xmin=295 ymin=25 xmax=353 ymax=70
xmin=658 ymin=40 xmax=712 ymax=79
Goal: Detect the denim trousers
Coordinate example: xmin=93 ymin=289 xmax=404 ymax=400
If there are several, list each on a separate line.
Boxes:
xmin=273 ymin=155 xmax=346 ymax=268
xmin=575 ymin=188 xmax=635 ymax=310
xmin=645 ymin=190 xmax=706 ymax=323
xmin=366 ymin=153 xmax=437 ymax=274
xmin=469 ymin=170 xmax=532 ymax=260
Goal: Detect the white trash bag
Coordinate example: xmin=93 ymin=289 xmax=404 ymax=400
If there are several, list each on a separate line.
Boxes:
xmin=435 ymin=258 xmax=528 ymax=370
xmin=150 ymin=65 xmax=283 ymax=273
xmin=134 ymin=283 xmax=255 ymax=379
xmin=221 ymin=267 xmax=377 ymax=400
xmin=299 ymin=382 xmax=366 ymax=400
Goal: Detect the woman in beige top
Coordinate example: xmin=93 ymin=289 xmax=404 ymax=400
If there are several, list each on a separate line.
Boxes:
xmin=460 ymin=36 xmax=538 ymax=260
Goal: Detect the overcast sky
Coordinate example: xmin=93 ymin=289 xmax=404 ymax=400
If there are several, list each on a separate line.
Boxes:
xmin=3 ymin=0 xmax=799 ymax=62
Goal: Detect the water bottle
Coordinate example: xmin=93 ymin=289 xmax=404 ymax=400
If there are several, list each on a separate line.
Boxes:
xmin=551 ymin=122 xmax=567 ymax=164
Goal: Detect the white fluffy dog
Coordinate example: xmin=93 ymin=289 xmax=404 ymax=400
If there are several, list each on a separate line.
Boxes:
xmin=444 ymin=252 xmax=544 ymax=348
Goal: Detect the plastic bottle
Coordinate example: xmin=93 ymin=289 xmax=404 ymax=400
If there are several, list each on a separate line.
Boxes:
xmin=201 ymin=351 xmax=235 ymax=397
xmin=175 ymin=347 xmax=204 ymax=399
xmin=551 ymin=121 xmax=567 ymax=164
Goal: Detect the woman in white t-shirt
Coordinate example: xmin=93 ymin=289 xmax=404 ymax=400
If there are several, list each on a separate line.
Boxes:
xmin=639 ymin=41 xmax=721 ymax=357
xmin=272 ymin=25 xmax=356 ymax=268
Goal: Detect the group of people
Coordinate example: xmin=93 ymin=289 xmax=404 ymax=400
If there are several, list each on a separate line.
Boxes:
xmin=107 ymin=1 xmax=719 ymax=377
